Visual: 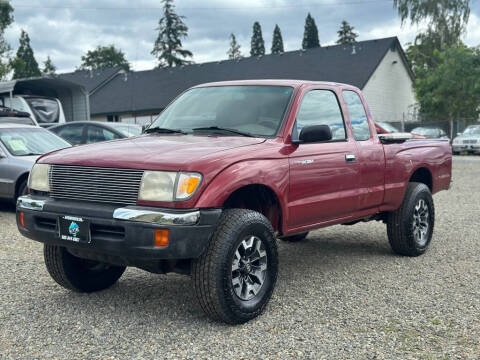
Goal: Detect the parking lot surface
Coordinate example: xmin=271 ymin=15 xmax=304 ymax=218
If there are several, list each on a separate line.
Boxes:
xmin=1 ymin=156 xmax=479 ymax=359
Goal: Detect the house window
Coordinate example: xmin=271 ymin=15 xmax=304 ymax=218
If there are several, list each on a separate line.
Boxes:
xmin=107 ymin=115 xmax=119 ymax=122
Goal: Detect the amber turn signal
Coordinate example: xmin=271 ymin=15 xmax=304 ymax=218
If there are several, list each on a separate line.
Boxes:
xmin=154 ymin=229 xmax=170 ymax=247
xmin=19 ymin=211 xmax=25 ymax=228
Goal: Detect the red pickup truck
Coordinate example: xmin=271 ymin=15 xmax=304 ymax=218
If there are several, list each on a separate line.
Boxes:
xmin=17 ymin=80 xmax=452 ymax=324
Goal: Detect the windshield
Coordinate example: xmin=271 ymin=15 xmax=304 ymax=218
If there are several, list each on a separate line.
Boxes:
xmin=150 ymin=85 xmax=294 ymax=137
xmin=109 ymin=123 xmax=143 ymax=137
xmin=463 ymin=126 xmax=480 ymax=135
xmin=412 ymin=127 xmax=438 ymax=136
xmin=24 ymin=97 xmax=60 ymax=124
xmin=376 ymin=121 xmax=400 ymax=133
xmin=0 ymin=128 xmax=70 ymax=156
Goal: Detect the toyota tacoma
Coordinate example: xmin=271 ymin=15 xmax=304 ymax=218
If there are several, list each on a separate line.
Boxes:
xmin=16 ymin=80 xmax=452 ymax=324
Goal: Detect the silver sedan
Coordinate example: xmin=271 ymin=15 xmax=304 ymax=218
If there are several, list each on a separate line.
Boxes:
xmin=0 ymin=123 xmax=70 ymax=202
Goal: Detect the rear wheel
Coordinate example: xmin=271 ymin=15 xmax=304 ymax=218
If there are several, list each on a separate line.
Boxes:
xmin=387 ymin=182 xmax=435 ymax=256
xmin=279 ymin=232 xmax=309 ymax=242
xmin=44 ymin=244 xmax=126 ymax=292
xmin=192 ymin=209 xmax=278 ymax=324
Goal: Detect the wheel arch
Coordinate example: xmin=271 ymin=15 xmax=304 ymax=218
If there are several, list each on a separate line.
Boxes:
xmin=223 ymin=184 xmax=284 ymax=234
xmin=409 ymin=167 xmax=433 ymax=192
xmin=15 ymin=171 xmax=29 ymax=198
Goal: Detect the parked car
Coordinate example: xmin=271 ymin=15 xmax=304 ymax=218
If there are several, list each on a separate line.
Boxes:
xmin=411 ymin=127 xmax=448 ymax=139
xmin=17 ymin=80 xmax=452 ymax=324
xmin=0 ymin=107 xmax=38 ymax=126
xmin=452 ymin=125 xmax=480 ymax=154
xmin=0 ymin=124 xmax=70 ymax=202
xmin=49 ymin=121 xmax=142 ymax=145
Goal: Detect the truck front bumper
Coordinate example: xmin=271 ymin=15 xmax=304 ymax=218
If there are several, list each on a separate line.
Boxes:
xmin=16 ymin=195 xmax=221 ymax=261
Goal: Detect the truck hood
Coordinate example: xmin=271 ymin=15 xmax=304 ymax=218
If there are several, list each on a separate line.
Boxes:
xmin=38 ymin=134 xmax=266 ymax=170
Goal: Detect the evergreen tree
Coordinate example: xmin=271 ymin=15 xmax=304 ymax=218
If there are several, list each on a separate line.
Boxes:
xmin=227 ymin=33 xmax=242 ymax=60
xmin=79 ymin=45 xmax=130 ymax=71
xmin=250 ymin=21 xmax=265 ymax=56
xmin=336 ymin=20 xmax=358 ymax=44
xmin=11 ymin=30 xmax=41 ymax=79
xmin=42 ymin=56 xmax=56 ymax=76
xmin=271 ymin=24 xmax=284 ymax=54
xmin=0 ymin=1 xmax=14 ymax=80
xmin=151 ymin=0 xmax=193 ymax=67
xmin=302 ymin=13 xmax=320 ymax=49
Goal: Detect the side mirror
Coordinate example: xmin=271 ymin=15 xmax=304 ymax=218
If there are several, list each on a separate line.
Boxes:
xmin=295 ymin=125 xmax=332 ymax=144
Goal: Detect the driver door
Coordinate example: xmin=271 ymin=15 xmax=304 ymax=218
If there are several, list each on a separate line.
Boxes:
xmin=288 ymin=88 xmax=359 ymax=228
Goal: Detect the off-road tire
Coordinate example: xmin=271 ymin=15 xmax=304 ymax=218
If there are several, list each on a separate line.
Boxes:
xmin=387 ymin=182 xmax=435 ymax=257
xmin=279 ymin=232 xmax=309 ymax=242
xmin=44 ymin=244 xmax=126 ymax=292
xmin=192 ymin=209 xmax=278 ymax=324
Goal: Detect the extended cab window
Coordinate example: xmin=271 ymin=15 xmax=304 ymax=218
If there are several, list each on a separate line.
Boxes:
xmin=295 ymin=90 xmax=346 ymax=141
xmin=343 ymin=91 xmax=370 ymax=141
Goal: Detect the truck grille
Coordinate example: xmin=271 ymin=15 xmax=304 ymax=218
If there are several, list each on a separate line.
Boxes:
xmin=463 ymin=139 xmax=477 ymax=144
xmin=49 ymin=165 xmax=144 ymax=205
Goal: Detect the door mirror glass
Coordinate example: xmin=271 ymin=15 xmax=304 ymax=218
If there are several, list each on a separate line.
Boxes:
xmin=298 ymin=125 xmax=332 ymax=143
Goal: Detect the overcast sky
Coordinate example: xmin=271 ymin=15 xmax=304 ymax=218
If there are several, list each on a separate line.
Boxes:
xmin=5 ymin=0 xmax=480 ymax=73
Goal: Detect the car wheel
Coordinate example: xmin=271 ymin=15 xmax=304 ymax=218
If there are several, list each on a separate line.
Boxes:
xmin=192 ymin=209 xmax=278 ymax=324
xmin=387 ymin=182 xmax=435 ymax=257
xmin=279 ymin=232 xmax=309 ymax=242
xmin=44 ymin=244 xmax=126 ymax=292
xmin=16 ymin=179 xmax=28 ymax=200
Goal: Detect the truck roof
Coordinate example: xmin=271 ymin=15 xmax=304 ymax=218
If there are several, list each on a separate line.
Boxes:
xmin=193 ymin=79 xmax=359 ymax=90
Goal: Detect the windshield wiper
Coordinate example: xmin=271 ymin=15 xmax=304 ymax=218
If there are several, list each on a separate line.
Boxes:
xmin=192 ymin=126 xmax=255 ymax=137
xmin=144 ymin=127 xmax=187 ymax=134
xmin=19 ymin=152 xmax=42 ymax=156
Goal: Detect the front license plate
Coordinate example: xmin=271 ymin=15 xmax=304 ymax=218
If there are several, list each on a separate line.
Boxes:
xmin=59 ymin=216 xmax=90 ymax=243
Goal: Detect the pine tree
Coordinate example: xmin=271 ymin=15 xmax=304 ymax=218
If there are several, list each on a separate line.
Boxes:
xmin=42 ymin=56 xmax=56 ymax=76
xmin=0 ymin=1 xmax=13 ymax=80
xmin=227 ymin=33 xmax=242 ymax=60
xmin=250 ymin=21 xmax=265 ymax=57
xmin=302 ymin=13 xmax=320 ymax=49
xmin=79 ymin=45 xmax=130 ymax=71
xmin=151 ymin=0 xmax=193 ymax=68
xmin=336 ymin=20 xmax=358 ymax=44
xmin=11 ymin=30 xmax=41 ymax=79
xmin=271 ymin=24 xmax=284 ymax=54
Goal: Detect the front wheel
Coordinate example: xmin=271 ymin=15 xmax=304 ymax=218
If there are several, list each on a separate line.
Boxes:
xmin=44 ymin=244 xmax=126 ymax=292
xmin=387 ymin=182 xmax=435 ymax=256
xmin=192 ymin=209 xmax=278 ymax=324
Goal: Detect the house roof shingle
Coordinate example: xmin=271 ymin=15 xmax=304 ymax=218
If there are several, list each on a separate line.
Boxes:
xmin=69 ymin=37 xmax=409 ymax=116
xmin=59 ymin=66 xmax=123 ymax=93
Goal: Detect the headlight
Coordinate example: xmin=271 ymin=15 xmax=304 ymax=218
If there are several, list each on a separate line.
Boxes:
xmin=28 ymin=164 xmax=50 ymax=192
xmin=138 ymin=171 xmax=202 ymax=202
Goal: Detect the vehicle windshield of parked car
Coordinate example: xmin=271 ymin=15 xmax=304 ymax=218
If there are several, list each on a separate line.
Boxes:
xmin=151 ymin=85 xmax=294 ymax=137
xmin=376 ymin=121 xmax=400 ymax=133
xmin=110 ymin=124 xmax=142 ymax=137
xmin=0 ymin=128 xmax=70 ymax=156
xmin=24 ymin=97 xmax=60 ymax=124
xmin=411 ymin=127 xmax=439 ymax=137
xmin=463 ymin=126 xmax=480 ymax=135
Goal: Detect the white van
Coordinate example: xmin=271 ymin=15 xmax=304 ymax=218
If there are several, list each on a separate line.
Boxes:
xmin=1 ymin=94 xmax=66 ymax=128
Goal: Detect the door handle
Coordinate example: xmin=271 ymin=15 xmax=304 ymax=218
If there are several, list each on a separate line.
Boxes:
xmin=345 ymin=154 xmax=356 ymax=163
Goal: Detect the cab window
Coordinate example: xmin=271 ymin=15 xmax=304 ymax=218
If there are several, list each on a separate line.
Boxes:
xmin=343 ymin=91 xmax=370 ymax=141
xmin=295 ymin=90 xmax=346 ymax=141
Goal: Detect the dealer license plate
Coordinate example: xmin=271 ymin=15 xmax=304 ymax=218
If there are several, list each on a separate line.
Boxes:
xmin=59 ymin=215 xmax=90 ymax=243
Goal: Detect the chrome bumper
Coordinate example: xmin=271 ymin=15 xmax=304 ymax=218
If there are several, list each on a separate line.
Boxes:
xmin=17 ymin=195 xmax=200 ymax=226
xmin=17 ymin=196 xmax=46 ymax=211
xmin=113 ymin=207 xmax=200 ymax=226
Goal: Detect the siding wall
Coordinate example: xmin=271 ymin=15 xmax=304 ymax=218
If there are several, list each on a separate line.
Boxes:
xmin=362 ymin=47 xmax=416 ymax=123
